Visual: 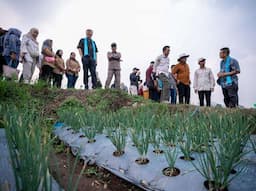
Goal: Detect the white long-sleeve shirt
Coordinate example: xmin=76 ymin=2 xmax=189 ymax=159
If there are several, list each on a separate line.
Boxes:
xmin=193 ymin=67 xmax=215 ymax=91
xmin=153 ymin=54 xmax=170 ymax=77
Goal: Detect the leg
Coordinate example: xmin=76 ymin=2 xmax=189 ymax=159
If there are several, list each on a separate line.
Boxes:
xmin=22 ymin=61 xmax=33 ymax=83
xmin=159 ymin=73 xmax=170 ymax=102
xmin=198 ymin=91 xmax=204 ymax=106
xmin=227 ymin=83 xmax=238 ymax=108
xmin=66 ymin=74 xmax=72 ymax=88
xmin=115 ymin=69 xmax=121 ymax=89
xmin=205 ymin=91 xmax=211 ymax=107
xmin=184 ymin=85 xmax=190 ymax=104
xmin=177 ymin=83 xmax=185 ymax=104
xmin=89 ymin=59 xmax=97 ymax=89
xmin=82 ymin=57 xmax=89 ymax=89
xmin=105 ymin=69 xmax=114 ymax=88
xmin=222 ymin=87 xmax=230 ymax=107
xmin=73 ymin=76 xmax=78 ymax=88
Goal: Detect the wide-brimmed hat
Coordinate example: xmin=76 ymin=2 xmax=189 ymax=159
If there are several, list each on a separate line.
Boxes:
xmin=177 ymin=53 xmax=189 ymax=61
xmin=198 ymin=57 xmax=206 ymax=63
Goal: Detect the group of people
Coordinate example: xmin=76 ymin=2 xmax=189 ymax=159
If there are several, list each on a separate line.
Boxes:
xmin=129 ymin=46 xmax=240 ymax=108
xmin=0 ymin=27 xmax=81 ymax=88
xmin=0 ymin=27 xmax=240 ymax=108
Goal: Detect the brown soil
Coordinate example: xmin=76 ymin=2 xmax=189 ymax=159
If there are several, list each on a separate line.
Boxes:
xmin=162 ymin=167 xmax=180 ymax=177
xmin=179 ymin=156 xmax=195 ymax=161
xmin=49 ymin=151 xmax=143 ymax=191
xmin=113 ymin=150 xmax=125 ymax=157
xmin=203 ymin=180 xmax=228 ymax=191
xmin=135 ymin=157 xmax=150 ymax=165
xmin=153 ymin=149 xmax=164 ymax=154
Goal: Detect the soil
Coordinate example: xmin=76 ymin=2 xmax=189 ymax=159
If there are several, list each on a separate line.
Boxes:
xmin=203 ymin=180 xmax=228 ymax=191
xmin=49 ymin=151 xmax=143 ymax=191
xmin=113 ymin=150 xmax=125 ymax=157
xmin=179 ymin=156 xmax=195 ymax=161
xmin=153 ymin=149 xmax=164 ymax=154
xmin=162 ymin=167 xmax=180 ymax=177
xmin=135 ymin=157 xmax=150 ymax=165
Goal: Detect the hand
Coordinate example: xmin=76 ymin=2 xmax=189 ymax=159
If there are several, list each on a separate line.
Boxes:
xmin=217 ymin=72 xmax=225 ymax=78
xmin=211 ymin=88 xmax=214 ymax=92
xmin=177 ymin=80 xmax=180 ymax=84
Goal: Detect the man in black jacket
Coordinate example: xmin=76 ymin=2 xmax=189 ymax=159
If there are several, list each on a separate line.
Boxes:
xmin=129 ymin=67 xmax=140 ymax=95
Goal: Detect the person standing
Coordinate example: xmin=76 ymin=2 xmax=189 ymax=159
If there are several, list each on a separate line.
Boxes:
xmin=53 ymin=49 xmax=65 ymax=88
xmin=172 ymin=53 xmax=191 ymax=104
xmin=105 ymin=43 xmax=121 ymax=89
xmin=0 ymin=27 xmax=8 ymax=76
xmin=40 ymin=39 xmax=55 ymax=86
xmin=20 ymin=28 xmax=40 ymax=84
xmin=217 ymin=47 xmax=240 ymax=108
xmin=153 ymin=46 xmax=171 ymax=103
xmin=2 ymin=28 xmax=22 ymax=66
xmin=77 ymin=29 xmax=98 ymax=89
xmin=169 ymin=65 xmax=177 ymax=104
xmin=146 ymin=61 xmax=158 ymax=101
xmin=66 ymin=52 xmax=80 ymax=88
xmin=129 ymin=67 xmax=140 ymax=95
xmin=193 ymin=58 xmax=215 ymax=107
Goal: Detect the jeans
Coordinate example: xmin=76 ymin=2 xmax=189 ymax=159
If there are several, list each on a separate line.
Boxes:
xmin=177 ymin=82 xmax=190 ymax=104
xmin=66 ymin=74 xmax=78 ymax=88
xmin=222 ymin=83 xmax=238 ymax=108
xmin=198 ymin=90 xmax=211 ymax=106
xmin=53 ymin=73 xmax=63 ymax=88
xmin=159 ymin=73 xmax=170 ymax=102
xmin=170 ymin=88 xmax=177 ymax=104
xmin=82 ymin=56 xmax=97 ymax=89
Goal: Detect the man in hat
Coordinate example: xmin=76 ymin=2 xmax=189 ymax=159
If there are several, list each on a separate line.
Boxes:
xmin=105 ymin=43 xmax=121 ymax=89
xmin=77 ymin=29 xmax=98 ymax=89
xmin=217 ymin=47 xmax=240 ymax=108
xmin=153 ymin=46 xmax=171 ymax=103
xmin=172 ymin=53 xmax=191 ymax=104
xmin=129 ymin=67 xmax=140 ymax=95
xmin=193 ymin=58 xmax=215 ymax=106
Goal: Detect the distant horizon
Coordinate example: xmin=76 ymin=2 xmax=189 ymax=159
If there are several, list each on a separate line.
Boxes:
xmin=1 ymin=0 xmax=256 ymax=108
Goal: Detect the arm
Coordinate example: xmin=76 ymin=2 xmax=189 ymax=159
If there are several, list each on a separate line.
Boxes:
xmin=218 ymin=59 xmax=240 ymax=77
xmin=193 ymin=70 xmax=198 ymax=92
xmin=153 ymin=56 xmax=160 ymax=73
xmin=209 ymin=69 xmax=215 ymax=90
xmin=42 ymin=48 xmax=54 ymax=57
xmin=77 ymin=39 xmax=84 ymax=58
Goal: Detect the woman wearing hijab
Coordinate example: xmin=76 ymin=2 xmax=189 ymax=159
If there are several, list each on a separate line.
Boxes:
xmin=40 ymin=39 xmax=55 ymax=85
xmin=20 ymin=28 xmax=39 ymax=83
xmin=66 ymin=52 xmax=80 ymax=88
xmin=53 ymin=49 xmax=65 ymax=88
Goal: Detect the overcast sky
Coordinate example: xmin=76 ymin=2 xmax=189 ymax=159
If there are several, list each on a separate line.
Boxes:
xmin=1 ymin=0 xmax=256 ymax=107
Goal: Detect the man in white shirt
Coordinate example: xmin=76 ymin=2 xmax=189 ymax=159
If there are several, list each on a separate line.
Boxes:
xmin=153 ymin=46 xmax=170 ymax=102
xmin=193 ymin=58 xmax=215 ymax=106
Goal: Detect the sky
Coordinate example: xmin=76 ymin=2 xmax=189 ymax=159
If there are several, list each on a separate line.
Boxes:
xmin=1 ymin=0 xmax=256 ymax=107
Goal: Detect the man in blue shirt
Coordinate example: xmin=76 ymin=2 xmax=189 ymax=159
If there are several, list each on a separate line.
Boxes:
xmin=77 ymin=29 xmax=98 ymax=89
xmin=217 ymin=47 xmax=240 ymax=108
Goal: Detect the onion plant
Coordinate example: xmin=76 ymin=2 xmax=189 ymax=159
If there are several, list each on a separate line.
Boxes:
xmin=160 ymin=115 xmax=178 ymax=147
xmin=130 ymin=126 xmax=150 ymax=164
xmin=163 ymin=147 xmax=180 ymax=176
xmin=3 ymin=105 xmax=53 ymax=191
xmin=108 ymin=126 xmax=127 ymax=156
xmin=79 ymin=111 xmax=97 ymax=143
xmin=179 ymin=129 xmax=194 ymax=161
xmin=149 ymin=128 xmax=163 ymax=154
xmin=193 ymin=113 xmax=250 ymax=190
